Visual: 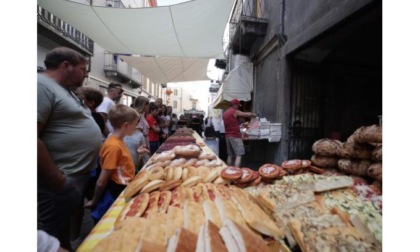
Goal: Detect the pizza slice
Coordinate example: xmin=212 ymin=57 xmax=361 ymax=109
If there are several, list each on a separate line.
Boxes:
xmin=166 ymin=206 xmax=185 ymax=242
xmin=214 ymin=193 xmax=248 ymax=230
xmin=312 ymin=174 xmax=354 ymax=192
xmin=318 ymin=188 xmax=382 ymax=243
xmin=202 ymin=199 xmax=222 ymax=228
xmin=213 ymin=184 xmax=232 ymax=200
xmin=230 ymin=186 xmax=285 ymax=240
xmin=256 ymin=184 xmax=315 ymax=212
xmin=219 ymin=219 xmax=270 ymax=252
xmin=273 ymin=201 xmax=327 ymax=247
xmin=166 ymin=227 xmax=198 ymax=252
xmin=288 ymin=214 xmax=346 ymax=252
xmin=137 ymin=239 xmax=166 ymax=252
xmin=305 ymin=227 xmax=381 ymax=252
xmin=183 ymin=199 xmax=206 ymax=234
xmin=196 ymin=220 xmax=227 ymax=252
xmin=93 ymin=218 xmax=147 ymax=252
xmin=141 ymin=212 xmax=168 ymax=246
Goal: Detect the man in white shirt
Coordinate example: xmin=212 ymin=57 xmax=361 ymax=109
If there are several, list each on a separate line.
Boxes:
xmin=96 ymin=83 xmax=123 ymax=137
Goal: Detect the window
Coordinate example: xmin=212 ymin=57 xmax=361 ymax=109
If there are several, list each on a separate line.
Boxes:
xmin=174 ymin=89 xmax=178 ymax=96
xmin=173 ymin=101 xmax=178 ymax=109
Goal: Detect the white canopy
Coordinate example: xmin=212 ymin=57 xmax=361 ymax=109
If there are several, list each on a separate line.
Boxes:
xmin=120 ymin=56 xmax=210 ymax=83
xmin=38 ymin=0 xmax=234 ymax=82
xmin=213 ymin=62 xmax=253 ymax=109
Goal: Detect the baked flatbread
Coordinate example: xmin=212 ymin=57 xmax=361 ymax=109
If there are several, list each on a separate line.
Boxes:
xmin=256 ymin=184 xmax=315 ymax=212
xmin=166 ymin=206 xmax=185 ymax=242
xmin=306 ymin=227 xmax=381 ymax=252
xmin=184 ymin=199 xmax=205 ymax=234
xmin=142 ymin=212 xmax=167 ymax=246
xmin=166 ymin=227 xmax=198 ymax=252
xmin=230 ymin=186 xmax=285 ymax=239
xmin=288 ymin=214 xmax=346 ymax=252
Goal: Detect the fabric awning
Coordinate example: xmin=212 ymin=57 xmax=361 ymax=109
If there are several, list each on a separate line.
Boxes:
xmin=38 ymin=0 xmax=235 ymax=83
xmin=120 ymin=56 xmax=210 ymax=83
xmin=213 ymin=62 xmax=253 ymax=109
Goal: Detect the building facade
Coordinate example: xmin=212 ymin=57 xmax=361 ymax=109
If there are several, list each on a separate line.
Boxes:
xmin=223 ymin=0 xmax=382 ymax=165
xmin=37 ymin=0 xmax=165 ymax=105
xmin=167 ymin=82 xmax=212 ymax=117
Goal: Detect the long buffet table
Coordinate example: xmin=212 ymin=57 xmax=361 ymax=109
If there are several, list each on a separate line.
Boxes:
xmin=77 ymin=130 xmax=382 ymax=252
xmin=77 ymin=132 xmax=213 ymax=251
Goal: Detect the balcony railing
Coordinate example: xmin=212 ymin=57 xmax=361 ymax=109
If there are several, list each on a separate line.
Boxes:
xmin=104 ymin=51 xmax=142 ymax=88
xmin=37 ymin=5 xmax=94 ymax=54
xmin=228 ymin=0 xmax=268 ymax=55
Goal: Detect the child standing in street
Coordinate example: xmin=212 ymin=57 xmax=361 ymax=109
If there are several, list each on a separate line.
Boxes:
xmin=85 ymin=104 xmax=140 ymax=222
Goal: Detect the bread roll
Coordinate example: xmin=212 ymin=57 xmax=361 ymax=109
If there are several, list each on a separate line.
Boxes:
xmin=340 ymin=142 xmax=373 ymax=159
xmin=350 ymin=125 xmax=382 ymax=144
xmin=337 ymin=159 xmax=372 ymax=176
xmin=367 ymin=163 xmax=382 ymax=181
xmin=310 ymin=155 xmax=338 ymax=168
xmin=312 ymin=139 xmax=342 ymax=156
xmin=372 ymin=144 xmax=382 ymax=161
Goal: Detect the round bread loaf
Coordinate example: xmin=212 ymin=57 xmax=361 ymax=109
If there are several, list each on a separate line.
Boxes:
xmin=339 ymin=142 xmax=373 ymax=159
xmin=221 ymin=166 xmax=243 ymax=180
xmin=258 ymin=164 xmax=280 ymax=179
xmin=372 ymin=144 xmax=382 ymax=161
xmin=312 ymin=138 xmax=342 ymax=156
xmin=337 ymin=159 xmax=372 ymax=176
xmin=367 ymin=162 xmax=382 ymax=181
xmin=281 ymin=159 xmax=302 ymax=170
xmin=238 ymin=168 xmax=254 ymax=183
xmin=311 ymin=155 xmax=339 ymax=168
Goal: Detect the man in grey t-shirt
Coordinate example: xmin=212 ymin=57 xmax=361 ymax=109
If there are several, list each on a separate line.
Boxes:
xmin=37 ymin=47 xmax=102 ymax=250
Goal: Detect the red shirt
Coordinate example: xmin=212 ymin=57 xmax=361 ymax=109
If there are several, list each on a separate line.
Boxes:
xmin=223 ymin=108 xmax=241 ymax=138
xmin=146 ymin=115 xmax=159 ymax=141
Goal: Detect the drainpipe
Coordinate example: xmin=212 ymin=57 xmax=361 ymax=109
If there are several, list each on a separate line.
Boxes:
xmin=280 ymin=0 xmax=285 ymax=36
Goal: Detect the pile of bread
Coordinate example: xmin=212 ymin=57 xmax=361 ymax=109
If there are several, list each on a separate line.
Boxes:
xmin=311 ymin=124 xmax=382 ymax=182
xmin=123 ymin=144 xmax=230 ymax=200
xmin=93 ymin=174 xmax=381 ymax=252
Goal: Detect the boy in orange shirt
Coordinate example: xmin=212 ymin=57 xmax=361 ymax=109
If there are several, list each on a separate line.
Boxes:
xmin=85 ymin=104 xmax=140 ymax=222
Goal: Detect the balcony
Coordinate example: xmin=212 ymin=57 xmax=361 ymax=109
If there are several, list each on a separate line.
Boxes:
xmin=228 ymin=0 xmax=268 ymax=55
xmin=230 ymin=15 xmax=268 ymax=55
xmin=37 ymin=6 xmax=94 ymax=55
xmin=104 ymin=52 xmax=142 ymax=89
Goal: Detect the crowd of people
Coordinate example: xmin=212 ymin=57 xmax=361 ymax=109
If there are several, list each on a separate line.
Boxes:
xmin=37 ymin=46 xmax=253 ymax=251
xmin=37 ymin=47 xmax=207 ymax=251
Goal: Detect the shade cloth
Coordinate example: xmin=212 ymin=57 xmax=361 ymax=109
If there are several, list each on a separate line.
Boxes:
xmin=38 ymin=0 xmax=234 ymax=82
xmin=120 ymin=56 xmax=210 ymax=83
xmin=213 ymin=62 xmax=253 ymax=109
